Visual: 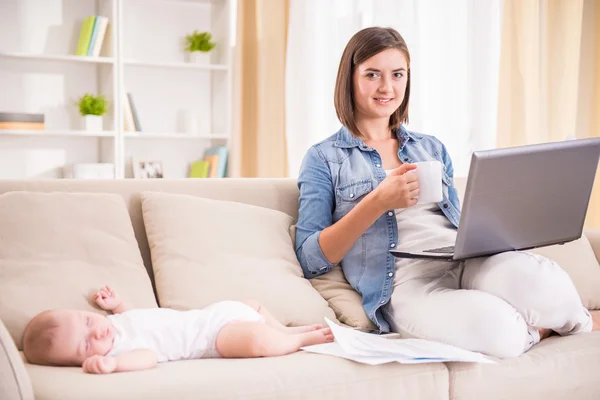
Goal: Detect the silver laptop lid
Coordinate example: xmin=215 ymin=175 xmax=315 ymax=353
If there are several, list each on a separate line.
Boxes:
xmin=454 ymin=138 xmax=600 ymax=260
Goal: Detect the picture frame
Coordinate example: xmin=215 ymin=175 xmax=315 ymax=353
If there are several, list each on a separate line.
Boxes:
xmin=132 ymin=159 xmax=164 ymax=179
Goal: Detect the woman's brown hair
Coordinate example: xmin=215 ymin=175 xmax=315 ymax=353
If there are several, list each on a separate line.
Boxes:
xmin=334 ymin=27 xmax=411 ymax=138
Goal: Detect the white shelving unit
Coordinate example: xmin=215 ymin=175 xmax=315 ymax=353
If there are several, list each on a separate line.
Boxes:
xmin=0 ymin=0 xmax=234 ymax=179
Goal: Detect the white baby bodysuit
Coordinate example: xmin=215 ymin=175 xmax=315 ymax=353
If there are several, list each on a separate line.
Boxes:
xmin=106 ymin=300 xmax=263 ymax=362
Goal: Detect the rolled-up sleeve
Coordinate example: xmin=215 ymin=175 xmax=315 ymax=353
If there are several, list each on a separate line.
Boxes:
xmin=295 ymin=146 xmax=336 ymax=278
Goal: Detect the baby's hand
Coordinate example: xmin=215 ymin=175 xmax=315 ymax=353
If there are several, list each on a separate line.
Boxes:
xmin=82 ymin=355 xmax=117 ymax=374
xmin=93 ymin=285 xmax=122 ymax=311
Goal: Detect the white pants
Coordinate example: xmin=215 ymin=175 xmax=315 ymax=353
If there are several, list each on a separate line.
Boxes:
xmin=383 ymin=251 xmax=593 ymax=359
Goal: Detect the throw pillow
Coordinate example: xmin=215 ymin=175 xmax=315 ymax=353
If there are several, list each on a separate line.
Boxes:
xmin=140 ymin=191 xmax=336 ymax=326
xmin=527 ymin=234 xmax=600 ymax=310
xmin=0 ymin=191 xmax=158 ymax=349
xmin=310 ymin=265 xmax=378 ymax=330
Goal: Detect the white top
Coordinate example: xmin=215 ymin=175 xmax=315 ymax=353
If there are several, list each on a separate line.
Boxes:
xmin=107 ymin=308 xmax=214 ymax=362
xmin=384 ymin=170 xmax=458 ymax=274
xmin=106 ymin=301 xmax=263 ymax=362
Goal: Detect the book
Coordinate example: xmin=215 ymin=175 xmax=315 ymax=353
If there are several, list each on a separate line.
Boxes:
xmin=76 ymin=16 xmax=96 ymax=56
xmin=127 ymin=93 xmax=142 ymax=131
xmin=88 ymin=16 xmax=109 ymax=57
xmin=189 ymin=160 xmax=210 ymax=178
xmin=203 ymin=146 xmax=229 ymax=178
xmin=204 ymin=155 xmax=219 ymax=178
xmin=0 ymin=121 xmax=44 ymax=130
xmin=0 ymin=112 xmax=44 ymax=123
xmin=123 ymin=91 xmax=136 ymax=131
xmin=87 ymin=16 xmax=100 ymax=56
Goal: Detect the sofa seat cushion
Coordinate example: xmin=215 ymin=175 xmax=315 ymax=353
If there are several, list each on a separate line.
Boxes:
xmin=141 ymin=191 xmax=336 ymax=327
xmin=447 ymin=332 xmax=600 ymax=400
xmin=0 ymin=192 xmax=157 ymax=349
xmin=25 ymin=352 xmax=449 ymax=400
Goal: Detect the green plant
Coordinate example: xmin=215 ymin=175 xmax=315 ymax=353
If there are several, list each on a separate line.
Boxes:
xmin=184 ymin=30 xmax=216 ymax=53
xmin=76 ymin=93 xmax=107 ymax=116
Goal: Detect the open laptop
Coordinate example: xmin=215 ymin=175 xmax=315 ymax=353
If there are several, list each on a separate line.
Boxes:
xmin=390 ymin=137 xmax=600 ymax=261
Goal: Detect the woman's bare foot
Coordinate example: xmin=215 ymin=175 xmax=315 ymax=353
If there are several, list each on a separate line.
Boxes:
xmin=592 ymin=310 xmax=600 ymax=331
xmin=296 ymin=327 xmax=334 ymax=347
xmin=284 ymin=324 xmax=323 ymax=335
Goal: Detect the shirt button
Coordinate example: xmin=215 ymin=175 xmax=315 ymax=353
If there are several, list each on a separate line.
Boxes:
xmin=350 ymin=193 xmax=355 ymax=198
xmin=443 ymin=203 xmax=448 ymax=208
xmin=375 ymin=163 xmax=381 ymax=168
xmin=380 ymin=300 xmax=386 ymax=304
xmin=387 ymin=211 xmax=393 ymax=216
xmin=390 ymin=243 xmax=396 ymax=248
xmin=404 ymin=158 xmax=409 ymax=161
xmin=388 ymin=272 xmax=393 ymax=277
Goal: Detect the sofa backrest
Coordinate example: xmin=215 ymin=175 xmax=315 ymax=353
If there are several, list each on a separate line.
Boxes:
xmin=0 ymin=178 xmax=300 ymax=286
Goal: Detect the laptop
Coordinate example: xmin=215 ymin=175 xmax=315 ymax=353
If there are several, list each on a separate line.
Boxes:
xmin=390 ymin=137 xmax=600 ymax=261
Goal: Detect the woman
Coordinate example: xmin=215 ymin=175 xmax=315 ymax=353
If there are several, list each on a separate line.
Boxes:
xmin=294 ymin=26 xmax=599 ymax=358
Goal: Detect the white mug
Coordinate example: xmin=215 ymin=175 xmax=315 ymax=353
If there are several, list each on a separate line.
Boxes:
xmin=411 ymin=160 xmax=443 ymax=203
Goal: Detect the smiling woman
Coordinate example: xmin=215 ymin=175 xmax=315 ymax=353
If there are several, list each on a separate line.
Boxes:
xmin=294 ymin=26 xmax=600 ymax=360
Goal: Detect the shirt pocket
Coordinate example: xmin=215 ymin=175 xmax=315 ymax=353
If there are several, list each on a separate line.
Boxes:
xmin=335 ymin=180 xmax=373 ymax=215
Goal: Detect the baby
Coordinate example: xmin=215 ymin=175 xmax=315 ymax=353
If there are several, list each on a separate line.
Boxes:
xmin=22 ymin=285 xmax=333 ymax=374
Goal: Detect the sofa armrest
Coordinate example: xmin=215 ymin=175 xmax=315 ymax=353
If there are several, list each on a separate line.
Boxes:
xmin=0 ymin=318 xmax=33 ymax=400
xmin=585 ymin=228 xmax=600 ymax=264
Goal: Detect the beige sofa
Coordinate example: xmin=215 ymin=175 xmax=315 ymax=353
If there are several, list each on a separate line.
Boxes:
xmin=1 ymin=177 xmax=600 ymax=400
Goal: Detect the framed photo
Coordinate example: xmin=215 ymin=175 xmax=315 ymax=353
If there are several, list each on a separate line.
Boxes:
xmin=133 ymin=160 xmax=164 ymax=179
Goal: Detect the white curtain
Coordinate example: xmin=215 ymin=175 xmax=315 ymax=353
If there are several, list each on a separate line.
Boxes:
xmin=285 ymin=0 xmax=503 ymax=177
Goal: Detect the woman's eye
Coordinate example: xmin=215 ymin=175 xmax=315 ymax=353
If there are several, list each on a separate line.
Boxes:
xmin=366 ymin=73 xmax=378 ymax=79
xmin=394 ymin=73 xmax=404 ymax=79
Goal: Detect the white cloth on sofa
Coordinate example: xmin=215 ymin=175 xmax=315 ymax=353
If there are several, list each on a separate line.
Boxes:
xmin=107 ymin=301 xmax=264 ymax=362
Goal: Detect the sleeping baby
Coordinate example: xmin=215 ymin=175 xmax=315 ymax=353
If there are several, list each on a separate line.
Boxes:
xmin=22 ymin=285 xmax=333 ymax=374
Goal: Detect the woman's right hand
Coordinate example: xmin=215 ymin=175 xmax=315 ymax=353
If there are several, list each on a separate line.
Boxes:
xmin=372 ymin=163 xmax=420 ymax=211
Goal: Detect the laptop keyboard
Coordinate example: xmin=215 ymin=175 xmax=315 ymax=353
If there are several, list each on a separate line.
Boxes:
xmin=423 ymin=245 xmax=455 ymax=254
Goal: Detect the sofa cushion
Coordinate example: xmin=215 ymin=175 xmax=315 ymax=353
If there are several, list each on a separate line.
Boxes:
xmin=310 ymin=266 xmax=377 ymax=330
xmin=0 ymin=192 xmax=158 ymax=349
xmin=140 ymin=191 xmax=336 ymax=326
xmin=25 ymin=351 xmax=449 ymax=400
xmin=447 ymin=332 xmax=600 ymax=400
xmin=526 ymin=235 xmax=600 ymax=310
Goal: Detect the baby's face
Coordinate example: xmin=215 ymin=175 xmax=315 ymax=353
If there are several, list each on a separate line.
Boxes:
xmin=50 ymin=309 xmax=115 ymax=365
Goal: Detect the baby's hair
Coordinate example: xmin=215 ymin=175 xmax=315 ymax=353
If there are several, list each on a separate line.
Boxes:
xmin=22 ymin=310 xmax=61 ymax=366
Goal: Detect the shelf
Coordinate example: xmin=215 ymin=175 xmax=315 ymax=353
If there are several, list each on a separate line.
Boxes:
xmin=0 ymin=130 xmax=116 ymax=137
xmin=125 ymin=132 xmax=228 ymax=139
xmin=0 ymin=52 xmax=115 ymax=65
xmin=127 ymin=0 xmax=214 ymax=6
xmin=124 ymin=59 xmax=228 ymax=71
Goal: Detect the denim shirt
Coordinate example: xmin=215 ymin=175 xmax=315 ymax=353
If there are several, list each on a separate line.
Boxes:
xmin=295 ymin=125 xmax=462 ymax=332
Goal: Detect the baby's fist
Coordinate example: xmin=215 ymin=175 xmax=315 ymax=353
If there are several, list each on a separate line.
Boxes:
xmin=93 ymin=285 xmax=121 ymax=311
xmin=83 ymin=355 xmax=117 ymax=374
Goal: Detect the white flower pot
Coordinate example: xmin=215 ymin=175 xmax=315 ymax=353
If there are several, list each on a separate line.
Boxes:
xmin=83 ymin=115 xmax=103 ymax=131
xmin=187 ymin=51 xmax=211 ymax=64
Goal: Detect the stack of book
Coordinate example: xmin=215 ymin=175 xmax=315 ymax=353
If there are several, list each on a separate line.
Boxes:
xmin=76 ymin=15 xmax=109 ymax=57
xmin=189 ymin=146 xmax=229 ymax=178
xmin=0 ymin=112 xmax=45 ymax=130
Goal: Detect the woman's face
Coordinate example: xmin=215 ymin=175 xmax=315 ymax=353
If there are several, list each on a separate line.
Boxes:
xmin=352 ymin=48 xmax=408 ymax=123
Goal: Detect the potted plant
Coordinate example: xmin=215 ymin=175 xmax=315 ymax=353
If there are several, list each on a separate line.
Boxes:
xmin=184 ymin=30 xmax=216 ymax=64
xmin=76 ymin=93 xmax=107 ymax=131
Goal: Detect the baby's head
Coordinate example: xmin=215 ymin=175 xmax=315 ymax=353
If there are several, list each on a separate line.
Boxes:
xmin=22 ymin=309 xmax=115 ymax=366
